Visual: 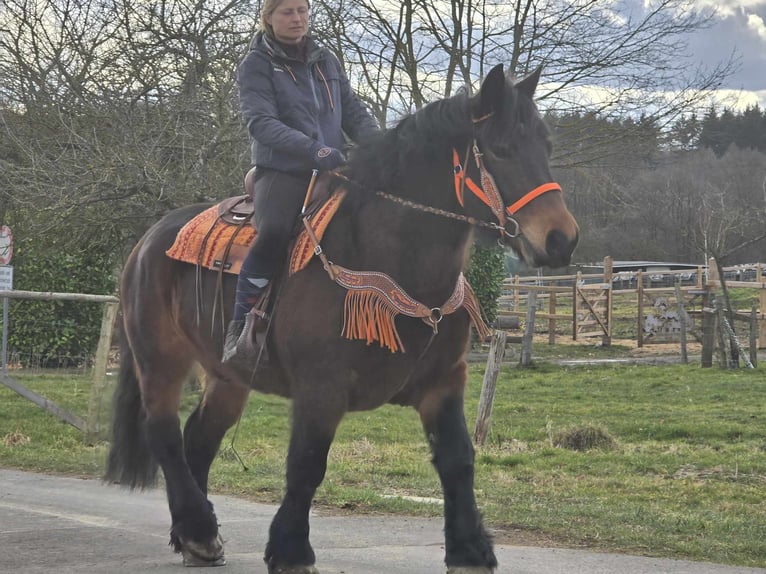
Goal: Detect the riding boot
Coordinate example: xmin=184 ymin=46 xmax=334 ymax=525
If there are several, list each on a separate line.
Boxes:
xmin=222 ymin=274 xmax=270 ymax=364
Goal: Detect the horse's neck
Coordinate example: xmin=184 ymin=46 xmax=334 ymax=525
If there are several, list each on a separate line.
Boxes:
xmin=357 ymin=198 xmax=473 ymax=299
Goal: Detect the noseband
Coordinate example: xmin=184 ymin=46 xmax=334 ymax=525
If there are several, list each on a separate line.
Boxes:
xmin=452 ymin=122 xmax=562 ymax=238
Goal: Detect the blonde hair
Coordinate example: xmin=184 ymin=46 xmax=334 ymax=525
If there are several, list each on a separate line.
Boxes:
xmin=259 ymin=0 xmax=311 ymax=36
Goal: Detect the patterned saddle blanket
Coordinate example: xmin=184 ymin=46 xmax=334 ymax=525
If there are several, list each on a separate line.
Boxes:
xmin=165 ymin=190 xmax=345 ymax=276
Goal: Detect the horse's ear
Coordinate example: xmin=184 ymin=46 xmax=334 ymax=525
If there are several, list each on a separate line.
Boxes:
xmin=515 ymin=67 xmax=542 ymax=99
xmin=477 ymin=64 xmax=506 ymax=118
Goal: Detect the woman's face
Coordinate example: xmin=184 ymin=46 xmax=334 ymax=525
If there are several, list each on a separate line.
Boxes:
xmin=267 ymin=0 xmax=310 ymax=45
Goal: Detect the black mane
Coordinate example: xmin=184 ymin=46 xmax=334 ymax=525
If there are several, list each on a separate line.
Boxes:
xmin=347 ymin=79 xmax=526 ymax=194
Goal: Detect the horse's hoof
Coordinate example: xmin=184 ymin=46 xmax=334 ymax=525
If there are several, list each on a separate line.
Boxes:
xmin=268 ymin=565 xmax=319 ymax=574
xmin=447 ymin=568 xmax=494 ymax=574
xmin=181 ymin=533 xmax=226 ymax=567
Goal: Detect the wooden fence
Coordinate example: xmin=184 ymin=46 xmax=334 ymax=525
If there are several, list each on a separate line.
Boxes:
xmin=0 ymin=289 xmax=118 ymax=443
xmin=497 ymin=258 xmax=765 ymax=352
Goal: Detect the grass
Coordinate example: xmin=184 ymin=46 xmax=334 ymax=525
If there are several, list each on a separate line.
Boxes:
xmin=1 ymin=359 xmax=765 ymax=567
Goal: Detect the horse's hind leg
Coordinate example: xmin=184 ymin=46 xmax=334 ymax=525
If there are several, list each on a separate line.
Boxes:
xmin=264 ymin=391 xmax=345 ymax=574
xmin=134 ymin=342 xmax=225 ymax=566
xmin=418 ymin=363 xmax=497 ymax=573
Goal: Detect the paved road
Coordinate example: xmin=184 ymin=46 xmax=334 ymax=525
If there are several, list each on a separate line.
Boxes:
xmin=0 ymin=468 xmax=763 ymax=574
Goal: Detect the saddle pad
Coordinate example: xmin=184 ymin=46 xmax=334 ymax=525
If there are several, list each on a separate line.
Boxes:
xmin=165 ymin=205 xmax=256 ymax=275
xmin=165 ymin=190 xmax=346 ymax=275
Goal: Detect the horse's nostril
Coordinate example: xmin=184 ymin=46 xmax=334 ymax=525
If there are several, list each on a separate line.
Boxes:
xmin=545 ymin=229 xmax=578 ymax=266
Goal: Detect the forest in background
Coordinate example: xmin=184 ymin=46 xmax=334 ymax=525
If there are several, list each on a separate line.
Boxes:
xmin=551 ymin=106 xmax=766 ymax=270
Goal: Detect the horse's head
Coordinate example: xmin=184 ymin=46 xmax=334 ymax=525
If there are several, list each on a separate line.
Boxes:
xmin=463 ymin=64 xmax=579 ymax=268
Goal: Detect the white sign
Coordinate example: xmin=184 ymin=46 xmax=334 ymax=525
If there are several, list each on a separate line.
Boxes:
xmin=0 ymin=266 xmax=13 ymax=291
xmin=0 ymin=226 xmax=12 ymax=265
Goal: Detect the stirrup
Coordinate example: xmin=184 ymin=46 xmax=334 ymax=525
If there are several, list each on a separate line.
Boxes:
xmin=222 ymin=310 xmax=270 ymax=365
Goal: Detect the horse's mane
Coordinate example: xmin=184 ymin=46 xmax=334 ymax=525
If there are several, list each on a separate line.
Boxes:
xmin=347 ymin=91 xmax=475 ymax=192
xmin=347 ymin=78 xmax=527 ymax=195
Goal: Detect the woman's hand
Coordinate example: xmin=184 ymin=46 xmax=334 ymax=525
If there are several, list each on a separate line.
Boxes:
xmin=315 ymin=146 xmax=346 ymax=171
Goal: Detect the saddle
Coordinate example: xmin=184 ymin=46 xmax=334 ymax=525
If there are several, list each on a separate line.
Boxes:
xmin=165 ymin=170 xmax=341 ymax=276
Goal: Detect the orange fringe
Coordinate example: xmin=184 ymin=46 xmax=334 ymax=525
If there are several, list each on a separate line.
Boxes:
xmin=340 ymin=279 xmax=491 ymax=353
xmin=342 ymin=289 xmax=405 ymax=353
xmin=462 ymin=281 xmax=493 ymax=341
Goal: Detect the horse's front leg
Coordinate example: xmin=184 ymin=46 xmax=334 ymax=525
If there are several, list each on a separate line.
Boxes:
xmin=183 ymin=375 xmax=250 ymax=495
xmin=418 ymin=363 xmax=497 ymax=573
xmin=265 ymin=391 xmax=345 ymax=574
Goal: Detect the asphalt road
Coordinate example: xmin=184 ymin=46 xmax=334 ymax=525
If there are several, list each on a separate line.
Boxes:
xmin=0 ymin=468 xmax=763 ymax=574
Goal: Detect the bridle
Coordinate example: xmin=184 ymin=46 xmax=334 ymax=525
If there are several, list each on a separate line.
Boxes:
xmin=452 ymin=114 xmax=562 ymax=238
xmin=333 ymin=113 xmax=563 ymax=241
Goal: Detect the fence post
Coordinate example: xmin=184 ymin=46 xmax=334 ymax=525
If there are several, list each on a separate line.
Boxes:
xmin=520 ymin=290 xmax=537 ymax=366
xmin=715 ymin=297 xmax=730 ymax=369
xmin=474 ymin=330 xmax=507 ymax=446
xmin=751 ymin=304 xmax=758 ymax=368
xmin=86 ymin=301 xmax=119 ymax=443
xmin=572 ymin=272 xmax=581 ymax=341
xmin=637 ymin=270 xmax=644 ymax=348
xmin=603 ymin=256 xmax=613 ymax=347
xmin=701 ymin=286 xmax=715 ymax=368
xmin=675 ymin=282 xmax=688 ymax=364
xmin=548 ymin=290 xmax=557 ymax=345
xmin=758 ymin=263 xmax=766 ymax=349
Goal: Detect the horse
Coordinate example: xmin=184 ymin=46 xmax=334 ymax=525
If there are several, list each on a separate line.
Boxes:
xmin=105 ymin=64 xmax=579 ymax=573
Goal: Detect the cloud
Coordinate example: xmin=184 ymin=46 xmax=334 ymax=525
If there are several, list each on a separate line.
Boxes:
xmin=541 ymin=81 xmax=766 ymax=114
xmin=747 ymin=13 xmax=766 ymax=38
xmin=690 ymin=0 xmax=766 ymax=19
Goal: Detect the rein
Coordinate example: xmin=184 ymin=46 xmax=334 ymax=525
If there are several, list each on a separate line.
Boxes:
xmin=331 ymin=172 xmax=513 ymax=240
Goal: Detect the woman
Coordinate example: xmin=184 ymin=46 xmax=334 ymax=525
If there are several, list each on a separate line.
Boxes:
xmin=224 ymin=0 xmax=379 ymax=362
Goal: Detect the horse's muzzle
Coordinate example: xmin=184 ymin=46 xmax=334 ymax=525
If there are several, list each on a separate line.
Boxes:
xmin=543 ymin=228 xmax=579 ymax=268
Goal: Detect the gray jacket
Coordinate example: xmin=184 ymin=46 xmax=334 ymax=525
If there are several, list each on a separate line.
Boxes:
xmin=237 ymin=31 xmax=379 ymax=171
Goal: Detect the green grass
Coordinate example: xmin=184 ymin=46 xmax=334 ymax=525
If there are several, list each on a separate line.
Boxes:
xmin=1 ymin=361 xmax=765 ymax=566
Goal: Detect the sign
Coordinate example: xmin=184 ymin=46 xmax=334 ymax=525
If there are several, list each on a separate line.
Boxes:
xmin=0 ymin=226 xmax=12 ymax=265
xmin=0 ymin=266 xmax=12 ymax=292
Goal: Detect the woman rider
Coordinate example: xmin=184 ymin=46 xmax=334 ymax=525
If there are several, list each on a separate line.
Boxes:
xmin=224 ymin=0 xmax=379 ymax=362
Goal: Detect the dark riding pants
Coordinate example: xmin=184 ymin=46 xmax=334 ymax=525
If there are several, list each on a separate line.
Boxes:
xmin=234 ymin=169 xmax=311 ymax=320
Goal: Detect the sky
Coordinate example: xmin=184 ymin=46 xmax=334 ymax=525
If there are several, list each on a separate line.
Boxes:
xmin=684 ymin=0 xmax=766 ymax=109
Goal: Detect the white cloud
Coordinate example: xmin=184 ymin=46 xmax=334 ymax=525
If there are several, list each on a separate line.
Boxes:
xmin=689 ymin=0 xmax=766 ymax=19
xmin=541 ymin=82 xmax=766 ymax=114
xmin=747 ymin=13 xmax=766 ymax=38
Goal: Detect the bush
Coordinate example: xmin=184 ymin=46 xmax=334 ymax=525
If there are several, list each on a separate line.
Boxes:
xmin=6 ymin=242 xmax=117 ymax=367
xmin=465 ymin=243 xmax=505 ymax=325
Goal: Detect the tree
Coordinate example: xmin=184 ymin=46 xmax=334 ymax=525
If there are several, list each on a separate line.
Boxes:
xmin=0 ymin=0 xmax=252 ymax=257
xmin=315 ymin=0 xmax=732 ymax=163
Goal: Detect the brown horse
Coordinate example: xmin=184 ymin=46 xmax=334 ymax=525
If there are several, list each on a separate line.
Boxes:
xmin=106 ymin=64 xmax=578 ymax=573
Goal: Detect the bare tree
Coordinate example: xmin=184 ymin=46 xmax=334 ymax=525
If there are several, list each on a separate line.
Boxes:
xmin=0 ymin=0 xmax=252 ymax=253
xmin=314 ymin=0 xmax=733 ymax=138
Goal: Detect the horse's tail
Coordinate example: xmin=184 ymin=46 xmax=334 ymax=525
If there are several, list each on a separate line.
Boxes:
xmin=104 ymin=315 xmax=158 ymax=489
